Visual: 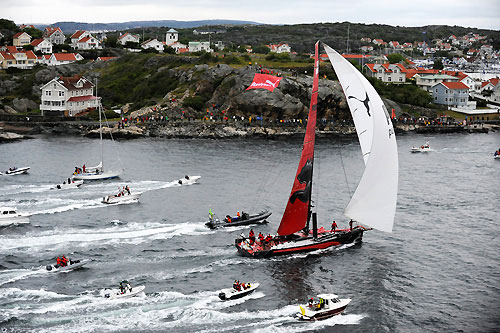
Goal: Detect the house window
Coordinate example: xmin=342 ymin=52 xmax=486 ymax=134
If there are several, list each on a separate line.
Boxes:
xmin=445 ymin=98 xmax=448 ymax=101
xmin=59 ymin=91 xmax=64 ymax=96
xmin=388 ymin=77 xmax=392 ymax=82
xmin=378 ymin=77 xmax=382 ymax=80
xmin=434 ymin=97 xmax=437 ymax=100
xmin=399 ymin=77 xmax=403 ymax=82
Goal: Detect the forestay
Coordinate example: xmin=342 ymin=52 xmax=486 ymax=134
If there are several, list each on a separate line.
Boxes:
xmin=324 ymin=44 xmax=398 ymax=233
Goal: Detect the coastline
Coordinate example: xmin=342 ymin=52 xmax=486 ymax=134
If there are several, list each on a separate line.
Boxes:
xmin=1 ymin=120 xmax=496 ymax=143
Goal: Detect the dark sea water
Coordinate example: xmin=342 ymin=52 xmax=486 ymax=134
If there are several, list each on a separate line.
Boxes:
xmin=0 ymin=131 xmax=499 ymax=333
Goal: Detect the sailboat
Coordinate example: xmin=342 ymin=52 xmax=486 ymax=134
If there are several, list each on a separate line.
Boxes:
xmin=235 ymin=41 xmax=398 ymax=258
xmin=73 ymin=91 xmax=123 ymax=181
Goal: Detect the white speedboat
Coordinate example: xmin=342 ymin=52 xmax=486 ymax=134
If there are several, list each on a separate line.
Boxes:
xmin=298 ymin=294 xmax=351 ymax=321
xmin=176 ymin=175 xmax=201 ymax=185
xmin=51 ymin=180 xmax=84 ymax=190
xmin=1 ymin=167 xmax=30 ymax=175
xmin=495 ymin=155 xmax=500 ymax=160
xmin=102 ymin=192 xmax=141 ymax=204
xmin=104 ymin=285 xmax=146 ymax=299
xmin=0 ymin=207 xmax=30 ymax=226
xmin=46 ymin=259 xmax=91 ymax=272
xmin=218 ymin=282 xmax=259 ymax=301
xmin=411 ymin=142 xmax=431 ymax=153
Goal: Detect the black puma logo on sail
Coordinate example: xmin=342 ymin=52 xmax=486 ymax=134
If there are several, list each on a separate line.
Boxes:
xmin=348 ymin=92 xmax=371 ymax=117
xmin=289 ymin=159 xmax=313 ymax=204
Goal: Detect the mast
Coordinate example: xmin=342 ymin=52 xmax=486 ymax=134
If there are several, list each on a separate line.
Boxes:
xmin=96 ymin=79 xmax=103 ymax=171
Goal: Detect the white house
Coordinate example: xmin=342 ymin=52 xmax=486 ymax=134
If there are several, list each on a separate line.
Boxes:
xmin=165 ymin=29 xmax=178 ymax=44
xmin=31 ymin=38 xmax=53 ymax=54
xmin=117 ymin=32 xmax=140 ymax=45
xmin=166 ymin=41 xmax=187 ymax=53
xmin=40 ymin=75 xmax=98 ymax=116
xmin=364 ymin=63 xmax=406 ymax=83
xmin=141 ymin=39 xmax=164 ymax=52
xmin=70 ymin=30 xmax=91 ymax=47
xmin=431 ymin=81 xmax=469 ymax=107
xmin=415 ymin=74 xmax=459 ymax=92
xmin=13 ymin=32 xmax=31 ymax=47
xmin=267 ymin=43 xmax=291 ymax=53
xmin=47 ymin=53 xmax=83 ymax=66
xmin=43 ymin=27 xmax=65 ymax=45
xmin=188 ymin=41 xmax=212 ymax=53
xmin=76 ymin=36 xmax=102 ymax=50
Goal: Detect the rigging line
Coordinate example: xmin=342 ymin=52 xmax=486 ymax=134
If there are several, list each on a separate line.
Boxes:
xmin=339 ymin=142 xmax=352 ymax=198
xmin=250 ymin=151 xmax=281 ymax=212
xmin=315 ymin=147 xmax=321 ymax=213
xmin=101 ymin=102 xmax=124 ymax=172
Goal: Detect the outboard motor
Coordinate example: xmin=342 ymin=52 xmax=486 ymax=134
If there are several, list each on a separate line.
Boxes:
xmin=104 ymin=293 xmax=110 ymax=298
xmin=218 ymin=292 xmax=226 ymax=300
xmin=46 ymin=265 xmax=52 ymax=271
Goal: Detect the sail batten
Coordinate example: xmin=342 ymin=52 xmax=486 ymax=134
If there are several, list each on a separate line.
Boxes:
xmin=277 ymin=41 xmax=320 ymax=236
xmin=324 ymin=44 xmax=398 ymax=233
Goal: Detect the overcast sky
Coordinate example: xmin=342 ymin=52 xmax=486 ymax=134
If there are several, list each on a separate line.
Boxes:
xmin=3 ymin=0 xmax=500 ymax=30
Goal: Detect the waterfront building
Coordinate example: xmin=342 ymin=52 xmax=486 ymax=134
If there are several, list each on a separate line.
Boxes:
xmin=40 ymin=75 xmax=98 ymax=116
xmin=431 ymin=81 xmax=469 ymax=107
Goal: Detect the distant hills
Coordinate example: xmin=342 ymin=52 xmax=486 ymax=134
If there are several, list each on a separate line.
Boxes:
xmin=35 ymin=20 xmax=261 ymax=33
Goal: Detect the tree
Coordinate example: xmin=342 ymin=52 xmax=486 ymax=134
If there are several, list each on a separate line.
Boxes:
xmin=105 ymin=36 xmax=118 ymax=48
xmin=23 ymin=27 xmax=42 ymax=39
xmin=433 ymin=59 xmax=444 ymax=70
xmin=0 ymin=19 xmax=18 ymax=31
xmin=253 ymin=45 xmax=270 ymax=54
xmin=163 ymin=45 xmax=176 ymax=54
xmin=387 ymin=53 xmax=406 ymax=64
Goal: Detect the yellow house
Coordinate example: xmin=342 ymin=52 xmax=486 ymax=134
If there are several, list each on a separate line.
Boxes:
xmin=13 ymin=32 xmax=31 ymax=46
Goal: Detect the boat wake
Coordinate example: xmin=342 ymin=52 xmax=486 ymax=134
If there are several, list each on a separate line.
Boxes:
xmin=0 ymin=267 xmax=46 ymax=287
xmin=0 ymin=222 xmax=211 ymax=252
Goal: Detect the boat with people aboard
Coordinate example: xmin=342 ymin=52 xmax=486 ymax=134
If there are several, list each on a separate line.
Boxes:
xmin=46 ymin=257 xmax=91 ymax=272
xmin=104 ymin=281 xmax=145 ymax=299
xmin=494 ymin=148 xmax=500 ymax=159
xmin=176 ymin=175 xmax=201 ymax=185
xmin=205 ymin=210 xmax=271 ymax=229
xmin=102 ymin=185 xmax=141 ymax=204
xmin=297 ymin=294 xmax=351 ymax=321
xmin=51 ymin=178 xmax=84 ymax=190
xmin=218 ymin=281 xmax=259 ymax=301
xmin=411 ymin=142 xmax=431 ymax=153
xmin=72 ymin=86 xmax=123 ymax=181
xmin=0 ymin=166 xmax=30 ymax=175
xmin=235 ymin=41 xmax=398 ymax=258
xmin=0 ymin=207 xmax=30 ymax=226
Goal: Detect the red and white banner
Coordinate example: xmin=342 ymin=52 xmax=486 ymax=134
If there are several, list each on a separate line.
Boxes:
xmin=246 ymin=73 xmax=282 ymax=92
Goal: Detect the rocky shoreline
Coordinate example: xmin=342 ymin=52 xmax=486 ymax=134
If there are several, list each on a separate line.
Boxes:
xmin=1 ymin=120 xmax=496 ymax=143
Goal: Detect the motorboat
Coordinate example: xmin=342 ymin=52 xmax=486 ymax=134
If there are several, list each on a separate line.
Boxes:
xmin=218 ymin=282 xmax=259 ymax=301
xmin=104 ymin=284 xmax=146 ymax=300
xmin=0 ymin=166 xmax=30 ymax=175
xmin=0 ymin=207 xmax=30 ymax=226
xmin=297 ymin=293 xmax=351 ymax=321
xmin=411 ymin=142 xmax=431 ymax=153
xmin=102 ymin=192 xmax=141 ymax=204
xmin=102 ymin=186 xmax=141 ymax=204
xmin=46 ymin=259 xmax=91 ymax=272
xmin=51 ymin=179 xmax=84 ymax=190
xmin=176 ymin=175 xmax=201 ymax=185
xmin=206 ymin=210 xmax=271 ymax=229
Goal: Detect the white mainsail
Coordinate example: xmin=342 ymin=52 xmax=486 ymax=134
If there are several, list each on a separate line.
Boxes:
xmin=324 ymin=44 xmax=398 ymax=232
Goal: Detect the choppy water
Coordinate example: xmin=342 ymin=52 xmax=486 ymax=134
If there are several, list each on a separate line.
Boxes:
xmin=0 ymin=132 xmax=499 ymax=332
